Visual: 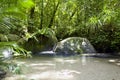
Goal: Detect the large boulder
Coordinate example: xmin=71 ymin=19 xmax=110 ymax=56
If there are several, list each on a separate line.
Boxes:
xmin=54 ymin=37 xmax=96 ymax=55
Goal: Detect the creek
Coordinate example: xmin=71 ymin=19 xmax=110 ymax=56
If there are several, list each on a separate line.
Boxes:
xmin=5 ymin=54 xmax=120 ymax=80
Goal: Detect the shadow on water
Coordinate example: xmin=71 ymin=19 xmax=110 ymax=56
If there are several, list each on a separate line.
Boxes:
xmin=4 ymin=54 xmax=120 ymax=80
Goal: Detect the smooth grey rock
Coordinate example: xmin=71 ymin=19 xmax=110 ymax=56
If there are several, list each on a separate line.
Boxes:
xmin=54 ymin=37 xmax=96 ymax=55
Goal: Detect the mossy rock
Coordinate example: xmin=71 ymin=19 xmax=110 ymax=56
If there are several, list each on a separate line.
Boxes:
xmin=54 ymin=37 xmax=96 ymax=55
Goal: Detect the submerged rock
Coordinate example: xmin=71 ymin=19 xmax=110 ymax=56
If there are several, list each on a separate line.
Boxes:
xmin=54 ymin=37 xmax=96 ymax=55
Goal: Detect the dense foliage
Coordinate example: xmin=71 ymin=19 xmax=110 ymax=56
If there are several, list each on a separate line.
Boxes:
xmin=0 ymin=0 xmax=120 ymax=53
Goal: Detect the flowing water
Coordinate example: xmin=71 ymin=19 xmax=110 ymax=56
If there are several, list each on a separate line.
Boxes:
xmin=4 ymin=55 xmax=120 ymax=80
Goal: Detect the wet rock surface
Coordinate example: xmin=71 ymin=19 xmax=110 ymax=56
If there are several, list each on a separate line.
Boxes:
xmin=54 ymin=37 xmax=96 ymax=55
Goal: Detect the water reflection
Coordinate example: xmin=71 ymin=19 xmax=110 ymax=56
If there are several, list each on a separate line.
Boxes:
xmin=81 ymin=55 xmax=87 ymax=65
xmin=29 ymin=63 xmax=55 ymax=66
xmin=27 ymin=69 xmax=80 ymax=80
xmin=108 ymin=59 xmax=116 ymax=63
xmin=55 ymin=58 xmax=77 ymax=63
xmin=5 ymin=55 xmax=120 ymax=80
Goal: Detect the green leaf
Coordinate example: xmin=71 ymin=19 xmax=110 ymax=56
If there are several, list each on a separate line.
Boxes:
xmin=18 ymin=0 xmax=35 ymax=10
